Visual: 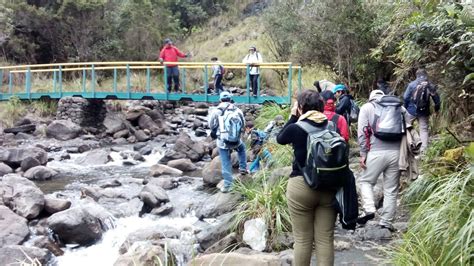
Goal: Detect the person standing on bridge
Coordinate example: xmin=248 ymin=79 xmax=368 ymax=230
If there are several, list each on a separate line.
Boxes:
xmin=242 ymin=45 xmax=263 ymax=97
xmin=158 ymin=38 xmax=190 ymax=93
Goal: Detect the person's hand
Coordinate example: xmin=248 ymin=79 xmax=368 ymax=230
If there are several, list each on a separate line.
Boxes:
xmin=159 ymin=58 xmax=164 ymax=64
xmin=359 ymin=156 xmax=367 ymax=169
xmin=291 ymin=101 xmax=299 ymax=117
xmin=186 ymin=52 xmax=191 ymax=58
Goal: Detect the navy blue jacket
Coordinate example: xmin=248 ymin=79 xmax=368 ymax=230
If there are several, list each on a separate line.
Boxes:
xmin=403 ymin=76 xmax=441 ymax=117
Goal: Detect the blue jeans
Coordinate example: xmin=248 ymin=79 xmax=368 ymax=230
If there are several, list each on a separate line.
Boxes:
xmin=166 ymin=66 xmax=180 ymax=92
xmin=218 ymin=142 xmax=247 ymax=188
xmin=214 ymin=74 xmax=223 ymax=94
xmin=249 ymin=148 xmax=272 ymax=173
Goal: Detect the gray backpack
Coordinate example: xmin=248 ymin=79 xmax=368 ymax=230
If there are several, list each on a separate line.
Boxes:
xmin=371 ymin=95 xmax=405 ymax=141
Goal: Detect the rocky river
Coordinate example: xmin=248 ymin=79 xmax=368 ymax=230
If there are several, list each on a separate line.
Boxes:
xmin=0 ymin=98 xmax=403 ymax=265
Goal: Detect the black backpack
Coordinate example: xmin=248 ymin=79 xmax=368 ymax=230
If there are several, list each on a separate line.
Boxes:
xmin=371 ymin=95 xmax=405 ymax=141
xmin=296 ymin=121 xmax=349 ymax=190
xmin=412 ymin=81 xmax=430 ymax=113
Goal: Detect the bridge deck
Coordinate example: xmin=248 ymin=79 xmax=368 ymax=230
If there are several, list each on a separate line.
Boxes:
xmin=0 ymin=62 xmax=301 ymax=104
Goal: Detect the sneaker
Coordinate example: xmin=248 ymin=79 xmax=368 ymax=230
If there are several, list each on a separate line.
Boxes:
xmin=380 ymin=224 xmax=396 ymax=232
xmin=239 ymin=169 xmax=249 ymax=175
xmin=220 ymin=186 xmax=232 ymax=193
xmin=357 ymin=212 xmax=375 ymax=225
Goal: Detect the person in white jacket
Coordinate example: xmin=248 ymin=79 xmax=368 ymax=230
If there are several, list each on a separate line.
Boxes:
xmin=242 ymin=45 xmax=263 ymax=96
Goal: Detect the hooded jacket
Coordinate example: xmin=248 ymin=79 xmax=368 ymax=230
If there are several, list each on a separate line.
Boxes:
xmin=159 ymin=45 xmax=186 ymax=67
xmin=336 ymin=94 xmax=353 ymax=122
xmin=277 ymin=111 xmax=328 ymax=177
xmin=323 ymin=99 xmax=349 ymax=142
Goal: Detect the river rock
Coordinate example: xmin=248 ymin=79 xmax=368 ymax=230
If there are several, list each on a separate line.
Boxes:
xmin=111 ymin=198 xmax=144 ymax=218
xmin=166 ymin=158 xmax=197 ymax=172
xmin=150 ymin=203 xmax=173 ymax=216
xmin=1 ymin=174 xmax=45 ymax=219
xmin=114 ymin=129 xmax=129 ymax=139
xmin=0 ymin=163 xmax=12 ymax=176
xmin=0 ymin=206 xmax=29 ymax=247
xmin=243 ymin=218 xmax=267 ymax=251
xmin=3 ymin=124 xmax=36 ymax=134
xmin=0 ymin=245 xmax=51 ymax=265
xmin=148 ymin=178 xmax=178 ymax=190
xmin=196 ymin=191 xmax=240 ymax=219
xmin=46 ymin=120 xmax=82 ymax=140
xmin=20 ymin=157 xmax=41 ymax=172
xmin=23 ymin=166 xmax=58 ymax=181
xmin=196 ymin=212 xmax=234 ymax=250
xmin=138 ymin=114 xmax=164 ymax=135
xmin=47 ymin=202 xmax=113 ymax=246
xmin=32 ymin=235 xmax=64 ymax=256
xmin=0 ymin=147 xmax=48 ymax=168
xmin=126 ymin=106 xmax=148 ymax=121
xmin=150 ymin=164 xmax=183 ymax=177
xmin=159 ymin=133 xmax=207 ymax=163
xmin=138 ymin=145 xmax=153 ymax=156
xmin=44 ymin=196 xmax=71 ymax=214
xmin=204 ymin=232 xmax=237 ymax=254
xmin=139 ymin=184 xmax=169 ymax=209
xmin=356 ymin=223 xmax=392 ymax=241
xmin=115 ymin=241 xmax=169 ymax=266
xmin=14 ymin=118 xmax=32 ymax=127
xmin=104 ymin=113 xmax=126 ymax=134
xmin=134 ymin=130 xmax=150 ymax=142
xmin=202 ymin=156 xmax=222 ymax=186
xmin=76 ymin=149 xmax=110 ymax=165
xmin=189 ymin=252 xmax=280 ymax=265
xmin=119 ymin=226 xmax=180 ymax=254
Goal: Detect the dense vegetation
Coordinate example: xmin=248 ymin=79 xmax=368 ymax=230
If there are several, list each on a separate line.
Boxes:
xmin=264 ymin=0 xmax=473 ymax=123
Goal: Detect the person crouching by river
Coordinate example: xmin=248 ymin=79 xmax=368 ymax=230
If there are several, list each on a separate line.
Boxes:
xmin=276 ymin=90 xmax=337 ymax=266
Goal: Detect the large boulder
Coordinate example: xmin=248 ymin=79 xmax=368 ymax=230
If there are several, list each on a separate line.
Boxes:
xmin=195 ymin=192 xmax=240 ymax=219
xmin=47 ymin=202 xmax=113 ymax=246
xmin=160 ymin=133 xmax=207 ymax=163
xmin=1 ymin=174 xmax=45 ymax=219
xmin=23 ymin=166 xmax=58 ymax=181
xmin=0 ymin=206 xmax=29 ymax=247
xmin=115 ymin=241 xmax=170 ymax=266
xmin=76 ymin=150 xmax=110 ymax=166
xmin=46 ymin=120 xmax=82 ymax=140
xmin=125 ymin=106 xmax=149 ymax=121
xmin=189 ymin=253 xmax=280 ymax=266
xmin=103 ymin=113 xmax=126 ymax=134
xmin=20 ymin=157 xmax=41 ymax=172
xmin=202 ymin=156 xmax=223 ymax=186
xmin=203 ymin=232 xmax=238 ymax=254
xmin=0 ymin=147 xmax=47 ymax=168
xmin=0 ymin=245 xmax=51 ymax=265
xmin=149 ymin=164 xmax=183 ymax=177
xmin=166 ymin=158 xmax=197 ymax=172
xmin=139 ymin=183 xmax=169 ymax=209
xmin=44 ymin=195 xmax=71 ymax=214
xmin=0 ymin=163 xmax=12 ymax=176
xmin=138 ymin=114 xmax=165 ymax=135
xmin=134 ymin=130 xmax=150 ymax=142
xmin=119 ymin=226 xmax=180 ymax=254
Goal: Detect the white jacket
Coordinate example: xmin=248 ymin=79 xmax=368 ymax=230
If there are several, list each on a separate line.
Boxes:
xmin=242 ymin=52 xmax=263 ymax=75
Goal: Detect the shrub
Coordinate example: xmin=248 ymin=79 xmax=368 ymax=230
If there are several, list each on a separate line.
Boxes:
xmin=232 ymin=170 xmax=291 ymax=251
xmin=0 ymin=96 xmax=26 ymax=127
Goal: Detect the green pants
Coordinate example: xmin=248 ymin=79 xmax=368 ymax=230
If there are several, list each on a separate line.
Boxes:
xmin=286 ymin=176 xmax=336 ymax=266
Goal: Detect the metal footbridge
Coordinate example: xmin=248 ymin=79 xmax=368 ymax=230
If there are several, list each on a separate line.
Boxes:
xmin=0 ymin=62 xmax=302 ymax=104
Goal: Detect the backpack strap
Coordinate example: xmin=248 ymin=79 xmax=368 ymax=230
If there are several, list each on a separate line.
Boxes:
xmin=295 ymin=120 xmax=326 ymax=134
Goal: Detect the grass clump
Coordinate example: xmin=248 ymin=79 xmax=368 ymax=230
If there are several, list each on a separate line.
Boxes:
xmin=254 ymin=103 xmax=290 ymax=129
xmin=0 ymin=96 xmax=26 ymax=127
xmin=232 ymin=170 xmax=291 ymax=251
xmin=390 ymin=142 xmax=474 ymax=266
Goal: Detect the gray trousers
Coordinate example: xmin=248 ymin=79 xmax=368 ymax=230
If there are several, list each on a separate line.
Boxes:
xmin=406 ymin=113 xmax=429 ymax=152
xmin=359 ymin=150 xmax=400 ymax=226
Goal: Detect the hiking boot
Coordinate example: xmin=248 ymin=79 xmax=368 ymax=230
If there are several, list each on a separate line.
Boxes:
xmin=220 ymin=186 xmax=232 ymax=193
xmin=356 ymin=212 xmax=375 ymax=225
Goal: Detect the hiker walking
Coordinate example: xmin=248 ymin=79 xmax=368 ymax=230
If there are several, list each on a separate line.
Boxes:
xmin=242 ymin=45 xmax=263 ymax=96
xmin=158 ymin=38 xmax=190 ymax=93
xmin=211 ymin=57 xmax=224 ymax=95
xmin=357 ymin=90 xmax=407 ymax=231
xmin=333 ymin=84 xmax=354 ymax=125
xmin=208 ymin=91 xmax=248 ymax=193
xmin=277 ymin=90 xmax=350 ymax=266
xmin=321 ymin=90 xmax=350 ymax=142
xmin=403 ymin=68 xmax=441 ymax=153
xmin=314 ymin=79 xmax=336 ymax=93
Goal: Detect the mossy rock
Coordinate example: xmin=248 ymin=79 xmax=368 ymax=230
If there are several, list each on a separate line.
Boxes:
xmin=442 ymin=147 xmax=465 ymax=163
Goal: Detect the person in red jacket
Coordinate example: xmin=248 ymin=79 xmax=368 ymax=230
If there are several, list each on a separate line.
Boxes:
xmin=158 ymin=38 xmax=190 ymax=93
xmin=321 ymin=90 xmax=349 ymax=142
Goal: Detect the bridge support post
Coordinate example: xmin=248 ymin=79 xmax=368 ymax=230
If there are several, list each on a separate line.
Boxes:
xmin=288 ymin=63 xmax=293 ymax=104
xmin=164 ymin=66 xmax=168 ymax=100
xmin=59 ymin=66 xmax=63 ymax=98
xmin=146 ymin=67 xmax=151 ymax=94
xmin=246 ymin=64 xmax=250 ymax=104
xmin=298 ymin=67 xmax=302 ymax=94
xmin=26 ymin=67 xmax=31 ymax=99
xmin=8 ymin=71 xmax=13 ymax=94
xmin=91 ymin=64 xmax=96 ymax=98
xmin=126 ymin=64 xmax=131 ymax=99
xmin=204 ymin=65 xmax=209 ymax=102
xmin=113 ymin=68 xmax=117 ymax=94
